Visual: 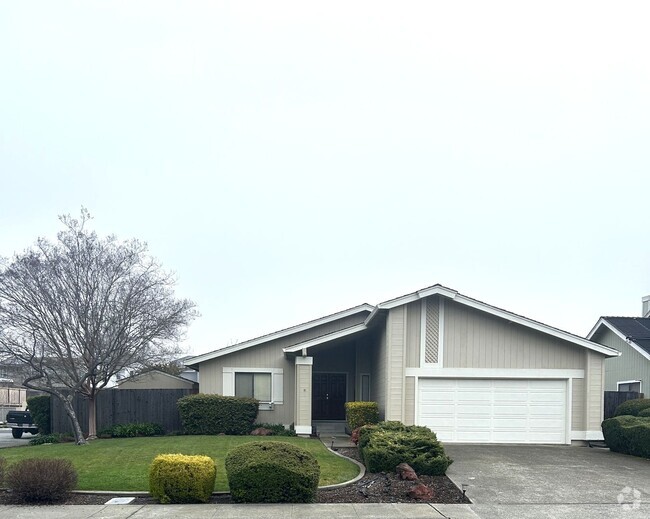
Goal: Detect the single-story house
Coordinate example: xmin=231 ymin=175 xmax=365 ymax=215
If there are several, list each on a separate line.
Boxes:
xmin=587 ymin=299 xmax=650 ymax=394
xmin=114 ymin=369 xmax=198 ymax=391
xmin=186 ymin=284 xmax=620 ymax=444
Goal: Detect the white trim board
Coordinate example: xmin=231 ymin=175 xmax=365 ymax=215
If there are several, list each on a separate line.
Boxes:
xmin=405 ymin=367 xmax=585 ymax=379
xmin=571 ymin=430 xmax=605 ymax=441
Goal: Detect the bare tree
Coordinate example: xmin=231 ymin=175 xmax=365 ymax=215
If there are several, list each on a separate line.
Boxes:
xmin=0 ymin=209 xmax=198 ymax=444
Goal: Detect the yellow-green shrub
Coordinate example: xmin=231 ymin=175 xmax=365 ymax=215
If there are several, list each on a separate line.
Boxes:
xmin=149 ymin=454 xmax=216 ymax=504
xmin=345 ymin=401 xmax=379 ymax=430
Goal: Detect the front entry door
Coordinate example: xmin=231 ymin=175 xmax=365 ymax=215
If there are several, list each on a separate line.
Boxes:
xmin=312 ymin=373 xmax=346 ymax=420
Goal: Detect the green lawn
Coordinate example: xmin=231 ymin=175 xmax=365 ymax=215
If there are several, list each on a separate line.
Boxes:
xmin=0 ymin=436 xmax=359 ymax=492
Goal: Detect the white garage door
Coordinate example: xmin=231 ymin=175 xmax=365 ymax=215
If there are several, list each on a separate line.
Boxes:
xmin=418 ymin=378 xmax=567 ymax=444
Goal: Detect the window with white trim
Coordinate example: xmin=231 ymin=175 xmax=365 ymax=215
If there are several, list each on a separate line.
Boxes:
xmin=235 ymin=372 xmax=272 ymax=401
xmin=617 ymin=381 xmax=642 ymax=393
xmin=222 ymin=367 xmax=283 ymax=405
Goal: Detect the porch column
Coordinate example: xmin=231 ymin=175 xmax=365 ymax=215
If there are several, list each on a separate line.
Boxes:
xmin=294 ymin=356 xmax=313 ymax=436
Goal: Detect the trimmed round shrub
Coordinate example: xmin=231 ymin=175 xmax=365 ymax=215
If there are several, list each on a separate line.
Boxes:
xmin=149 ymin=453 xmax=216 ymax=504
xmin=6 ymin=458 xmax=77 ymax=502
xmin=225 ymin=441 xmax=320 ymax=503
xmin=613 ymin=398 xmax=650 ymax=417
xmin=638 ymin=408 xmax=650 ymax=417
xmin=109 ymin=422 xmax=164 ymax=438
xmin=602 ymin=416 xmax=650 ymax=458
xmin=345 ymin=401 xmax=380 ymax=430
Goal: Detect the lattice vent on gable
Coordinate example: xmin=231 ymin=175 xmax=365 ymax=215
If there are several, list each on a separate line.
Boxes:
xmin=425 ymin=298 xmax=439 ymax=363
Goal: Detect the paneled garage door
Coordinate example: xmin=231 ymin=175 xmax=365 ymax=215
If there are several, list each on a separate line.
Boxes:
xmin=418 ymin=378 xmax=567 ymax=444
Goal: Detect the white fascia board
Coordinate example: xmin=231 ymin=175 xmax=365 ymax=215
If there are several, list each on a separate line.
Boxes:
xmin=454 ymin=294 xmax=620 ymax=357
xmin=283 ymin=324 xmax=367 ymax=353
xmin=405 ymin=367 xmax=585 ymax=379
xmin=587 ymin=319 xmax=647 ymax=361
xmin=186 ymin=304 xmax=374 ymax=365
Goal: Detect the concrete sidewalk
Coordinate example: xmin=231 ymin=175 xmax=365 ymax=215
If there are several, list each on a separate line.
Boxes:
xmin=0 ymin=503 xmax=480 ymax=518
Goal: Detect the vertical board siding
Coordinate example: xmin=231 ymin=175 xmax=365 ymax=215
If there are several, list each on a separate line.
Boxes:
xmin=405 ymin=301 xmax=421 ymax=368
xmin=587 ymin=352 xmax=604 ymax=430
xmin=386 ymin=307 xmax=406 ymax=421
xmin=50 ymin=389 xmax=195 ymax=435
xmin=595 ymin=328 xmax=650 ymax=392
xmin=425 ymin=296 xmax=439 ymax=364
xmin=571 ymin=377 xmax=585 ymax=431
xmin=443 ymin=301 xmax=585 ymax=369
xmin=404 ymin=376 xmax=416 ymax=425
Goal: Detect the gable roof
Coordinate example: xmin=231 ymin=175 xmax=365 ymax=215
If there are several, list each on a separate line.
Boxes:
xmin=189 ymin=284 xmax=619 ymax=364
xmin=114 ymin=369 xmax=197 ymax=387
xmin=587 ymin=317 xmax=650 ymax=361
xmin=185 ymin=304 xmax=374 ymax=366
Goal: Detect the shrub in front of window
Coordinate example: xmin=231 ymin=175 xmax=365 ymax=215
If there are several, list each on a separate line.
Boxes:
xmin=26 ymin=395 xmax=51 ymax=435
xmin=359 ymin=421 xmax=452 ymax=475
xmin=225 ymin=441 xmax=320 ymax=503
xmin=602 ymin=415 xmax=650 ymax=458
xmin=177 ymin=394 xmax=259 ymax=435
xmin=613 ymin=398 xmax=650 ymax=417
xmin=6 ymin=458 xmax=77 ymax=503
xmin=345 ymin=401 xmax=380 ymax=431
xmin=149 ymin=453 xmax=216 ymax=504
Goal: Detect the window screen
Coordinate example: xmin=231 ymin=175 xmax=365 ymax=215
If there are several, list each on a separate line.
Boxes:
xmin=235 ymin=372 xmax=272 ymax=401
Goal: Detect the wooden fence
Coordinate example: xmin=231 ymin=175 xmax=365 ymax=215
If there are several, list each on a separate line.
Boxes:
xmin=604 ymin=391 xmax=644 ymax=419
xmin=51 ymin=388 xmax=196 ymax=435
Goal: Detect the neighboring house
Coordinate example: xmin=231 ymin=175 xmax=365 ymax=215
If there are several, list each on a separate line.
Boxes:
xmin=114 ymin=369 xmax=198 ymax=391
xmin=187 ymin=284 xmax=619 ymax=444
xmin=587 ymin=305 xmax=650 ymax=395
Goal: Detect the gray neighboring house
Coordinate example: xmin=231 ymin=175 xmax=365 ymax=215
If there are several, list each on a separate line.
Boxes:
xmin=114 ymin=369 xmax=198 ymax=391
xmin=587 ymin=296 xmax=650 ymax=394
xmin=187 ymin=284 xmax=619 ymax=444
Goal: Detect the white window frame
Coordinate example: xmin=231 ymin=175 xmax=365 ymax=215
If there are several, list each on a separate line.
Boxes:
xmin=222 ymin=367 xmax=283 ymax=406
xmin=617 ymin=380 xmax=642 ymax=393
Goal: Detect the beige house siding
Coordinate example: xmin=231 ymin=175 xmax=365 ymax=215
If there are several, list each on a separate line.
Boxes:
xmin=586 ymin=351 xmax=605 ymax=431
xmin=197 ymin=340 xmax=295 ymax=425
xmin=386 ymin=306 xmax=406 ymax=421
xmin=404 ymin=376 xmax=416 ymax=425
xmin=443 ymin=301 xmax=585 ymax=369
xmin=571 ymin=377 xmax=585 ymax=431
xmin=116 ymin=372 xmax=196 ymax=390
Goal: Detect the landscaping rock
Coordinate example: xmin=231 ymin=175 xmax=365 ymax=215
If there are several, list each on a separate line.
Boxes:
xmin=407 ymin=483 xmax=433 ymax=500
xmin=250 ymin=427 xmax=273 ymax=436
xmin=396 ymin=463 xmax=418 ymax=481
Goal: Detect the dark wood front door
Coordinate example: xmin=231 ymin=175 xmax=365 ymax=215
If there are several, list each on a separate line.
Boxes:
xmin=312 ymin=373 xmax=346 ymax=420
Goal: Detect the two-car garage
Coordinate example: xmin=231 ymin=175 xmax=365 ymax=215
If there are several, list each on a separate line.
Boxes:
xmin=417 ymin=378 xmax=568 ymax=444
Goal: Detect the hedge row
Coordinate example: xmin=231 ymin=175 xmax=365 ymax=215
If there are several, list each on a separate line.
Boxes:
xmin=614 ymin=398 xmax=650 ymax=417
xmin=177 ymin=394 xmax=258 ymax=435
xmin=359 ymin=421 xmax=452 ymax=475
xmin=602 ymin=415 xmax=650 ymax=458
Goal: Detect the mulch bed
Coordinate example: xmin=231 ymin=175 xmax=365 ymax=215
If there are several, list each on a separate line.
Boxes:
xmin=0 ymin=447 xmax=469 ymax=506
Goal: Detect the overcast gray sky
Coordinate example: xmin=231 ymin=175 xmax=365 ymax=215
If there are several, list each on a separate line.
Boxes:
xmin=1 ymin=1 xmax=649 ymax=356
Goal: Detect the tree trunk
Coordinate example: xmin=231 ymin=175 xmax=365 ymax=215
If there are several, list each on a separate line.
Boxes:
xmin=87 ymin=395 xmax=97 ymax=440
xmin=62 ymin=394 xmax=87 ymax=445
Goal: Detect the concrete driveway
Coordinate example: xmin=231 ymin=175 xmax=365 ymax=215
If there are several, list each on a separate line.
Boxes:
xmin=0 ymin=427 xmax=32 ymax=448
xmin=445 ymin=444 xmax=650 ymax=519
